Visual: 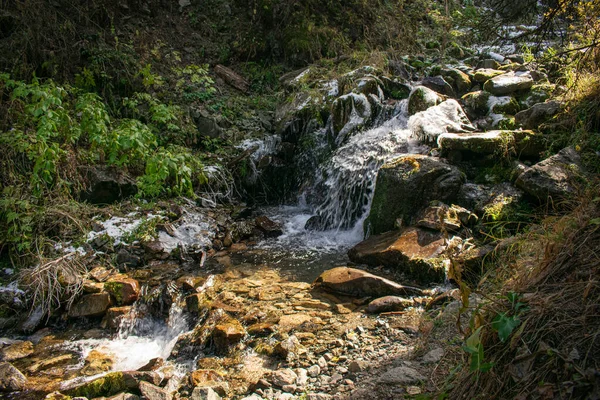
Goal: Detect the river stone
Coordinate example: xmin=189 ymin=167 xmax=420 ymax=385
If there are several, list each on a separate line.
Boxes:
xmin=103 ymin=306 xmax=133 ymax=330
xmin=313 ymin=267 xmax=423 ymax=297
xmin=190 ymin=369 xmax=224 ymax=387
xmin=270 ymin=368 xmax=298 ymax=387
xmin=0 ymin=340 xmax=34 ymax=361
xmin=409 ymin=99 xmax=475 ymax=144
xmin=380 ymin=76 xmax=411 ymax=99
xmin=255 ymin=216 xmax=283 ymax=238
xmin=366 ymin=155 xmax=464 ymax=235
xmin=378 ymin=366 xmax=425 ymax=384
xmin=367 ymin=296 xmax=413 ymax=313
xmin=421 ymin=76 xmax=455 ymax=97
xmin=0 ymin=362 xmax=26 ymax=392
xmin=68 ymin=293 xmax=111 ymax=318
xmin=274 ymin=335 xmax=303 ymax=360
xmin=515 ymin=100 xmax=561 ymax=129
xmin=348 ymin=228 xmax=447 ymax=283
xmin=139 ymin=380 xmax=172 ymax=400
xmin=407 ymin=86 xmax=443 ymax=115
xmin=414 ymin=203 xmax=476 ymax=231
xmin=478 ymin=59 xmax=501 ymax=70
xmin=331 ymin=93 xmax=374 ymax=145
xmin=442 ymin=68 xmax=472 ymax=95
xmin=437 ymin=130 xmax=546 ymax=159
xmin=483 ymin=72 xmax=533 ymax=95
xmin=473 ymin=68 xmax=504 ymax=83
xmin=277 ymin=313 xmax=313 ymax=332
xmin=104 ymin=278 xmax=140 ymax=306
xmin=516 ymin=147 xmax=587 ymax=201
xmin=191 ymin=386 xmax=221 ymax=400
xmin=212 ymin=319 xmax=245 ymax=352
xmin=461 ymin=91 xmax=491 ymax=118
xmin=79 ymin=166 xmax=138 ymax=204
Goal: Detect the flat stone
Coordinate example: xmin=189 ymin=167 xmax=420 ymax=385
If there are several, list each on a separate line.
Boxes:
xmin=438 ymin=130 xmax=546 ymax=158
xmin=367 ymin=296 xmax=413 ymax=314
xmin=409 ymin=100 xmax=475 ymax=144
xmin=0 ymin=362 xmax=27 ymax=392
xmin=378 ymin=366 xmax=425 ymax=384
xmin=27 ymin=354 xmax=73 ymax=373
xmin=277 ymin=314 xmax=313 ymax=332
xmin=0 ymin=341 xmax=34 ymax=361
xmin=348 ymin=228 xmax=447 ymax=284
xmin=473 ymin=68 xmax=504 ymax=83
xmin=139 ymin=381 xmax=172 ymax=400
xmin=422 ymin=347 xmax=444 ymax=363
xmin=314 ymin=267 xmax=423 ymax=297
xmin=483 ymin=72 xmax=533 ymax=95
xmin=68 ymin=293 xmax=111 ymax=318
xmin=212 ymin=319 xmax=245 ymax=352
xmin=515 ymin=100 xmax=561 ymax=129
xmin=190 ymin=370 xmax=224 ymax=387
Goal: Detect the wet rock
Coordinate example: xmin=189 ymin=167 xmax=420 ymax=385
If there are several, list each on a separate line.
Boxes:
xmin=515 ymin=100 xmax=561 ymax=129
xmin=192 ymin=386 xmax=221 ymax=400
xmin=313 ymin=267 xmax=423 ymax=297
xmin=437 ymin=130 xmax=546 ymax=159
xmin=270 ymin=368 xmax=298 ymax=387
xmin=138 ymin=357 xmax=164 ymax=372
xmin=104 ymin=278 xmax=140 ymax=306
xmin=421 ymin=76 xmax=455 ymax=97
xmin=407 ymin=86 xmax=443 ymax=115
xmin=139 ymin=380 xmax=172 ymax=400
xmin=177 ymin=275 xmax=205 ymax=291
xmin=186 ymin=293 xmax=210 ymax=313
xmin=83 ymin=279 xmax=104 ymax=294
xmin=304 ymin=215 xmax=324 ymax=231
xmin=103 ymin=306 xmax=133 ymax=330
xmin=366 ymin=154 xmax=465 ymax=235
xmin=27 ymin=354 xmax=73 ymax=374
xmin=483 ymin=72 xmax=533 ymax=95
xmin=64 ymin=371 xmax=159 ymax=397
xmin=79 ymin=166 xmax=138 ymax=204
xmin=378 ymin=366 xmax=425 ymax=384
xmin=516 ymin=147 xmax=587 ymax=200
xmin=82 ymin=349 xmax=113 ymax=375
xmin=190 ymin=369 xmax=224 ymax=387
xmin=414 ymin=203 xmax=476 ymax=231
xmin=409 ymin=99 xmax=475 ymax=144
xmin=367 ymin=296 xmax=413 ymax=313
xmin=380 ymin=76 xmax=411 ymax=100
xmin=0 ymin=362 xmax=27 ymax=392
xmin=68 ymin=293 xmax=111 ymax=318
xmin=348 ymin=228 xmax=447 ymax=284
xmin=0 ymin=340 xmax=33 ymax=361
xmin=89 ymin=266 xmax=113 ymax=282
xmin=247 ymin=322 xmax=275 ymax=337
xmin=255 ymin=216 xmax=283 ymax=238
xmin=473 ymin=68 xmax=504 ymax=83
xmin=331 ymin=93 xmax=375 ymax=146
xmin=212 ymin=319 xmax=246 ymax=352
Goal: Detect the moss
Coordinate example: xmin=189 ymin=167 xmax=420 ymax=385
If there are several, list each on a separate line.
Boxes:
xmin=104 ymin=281 xmax=125 ymax=304
xmin=491 ymin=97 xmax=520 ymax=115
xmin=67 ymin=372 xmax=128 ymax=398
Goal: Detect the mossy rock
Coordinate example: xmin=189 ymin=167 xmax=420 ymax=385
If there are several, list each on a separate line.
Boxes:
xmin=489 ymin=96 xmax=520 ymax=115
xmin=462 ymin=91 xmax=491 ymax=118
xmin=66 ymin=372 xmax=129 ymax=398
xmin=437 ymin=130 xmax=546 ymax=159
xmin=380 ymin=76 xmax=411 ymax=100
xmin=473 ymin=69 xmax=504 ymax=83
xmin=366 ymin=155 xmax=465 ymax=235
xmin=408 ymin=86 xmax=443 ymax=115
xmin=442 ymin=68 xmax=472 ymax=95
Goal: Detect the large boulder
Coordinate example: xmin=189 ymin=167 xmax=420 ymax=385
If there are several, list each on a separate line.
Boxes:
xmin=421 ymin=76 xmax=455 ymax=97
xmin=515 ymin=100 xmax=561 ymax=129
xmin=483 ymin=72 xmax=533 ymax=96
xmin=313 ymin=267 xmax=423 ymax=297
xmin=348 ymin=228 xmax=447 ymax=283
xmin=68 ymin=293 xmax=111 ymax=318
xmin=330 ymin=93 xmax=376 ymax=146
xmin=437 ymin=130 xmax=546 ymax=159
xmin=407 ymin=86 xmax=443 ymax=115
xmin=366 ymin=155 xmax=465 ymax=235
xmin=516 ymin=147 xmax=587 ymax=201
xmin=79 ymin=166 xmax=138 ymax=204
xmin=0 ymin=362 xmax=27 ymax=392
xmin=409 ymin=100 xmax=475 ymax=144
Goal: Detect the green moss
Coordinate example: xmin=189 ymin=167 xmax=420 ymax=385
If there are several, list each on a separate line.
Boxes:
xmin=104 ymin=281 xmax=125 ymax=304
xmin=67 ymin=372 xmax=128 ymax=398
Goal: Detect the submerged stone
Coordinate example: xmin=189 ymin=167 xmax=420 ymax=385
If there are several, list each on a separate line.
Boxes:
xmin=348 ymin=228 xmax=447 ymax=284
xmin=313 ymin=267 xmax=423 ymax=297
xmin=0 ymin=341 xmax=34 ymax=361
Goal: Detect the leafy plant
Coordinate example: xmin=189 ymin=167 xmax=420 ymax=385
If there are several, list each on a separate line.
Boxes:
xmin=463 ymin=327 xmax=493 ymax=372
xmin=491 ymin=292 xmax=528 ymax=342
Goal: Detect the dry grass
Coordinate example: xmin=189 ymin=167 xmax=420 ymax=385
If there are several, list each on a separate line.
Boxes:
xmin=447 ymin=192 xmax=600 ymax=399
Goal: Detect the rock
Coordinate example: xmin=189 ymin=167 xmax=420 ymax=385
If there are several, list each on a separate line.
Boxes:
xmin=107 ymin=394 xmax=141 ymax=400
xmin=27 ymin=354 xmax=73 ymax=374
xmin=378 ymin=366 xmax=425 ymax=384
xmin=191 ymin=108 xmax=223 ymax=139
xmin=295 ymin=368 xmax=308 ymax=387
xmin=82 ymin=350 xmax=113 ymax=376
xmin=139 ymin=381 xmax=172 ymax=400
xmin=348 ymin=228 xmax=447 ymax=283
xmin=277 ymin=313 xmax=313 ymax=332
xmin=214 ymin=64 xmax=249 ymax=93
xmin=414 ymin=203 xmax=475 ymax=231
xmin=212 ymin=319 xmax=245 ymax=353
xmin=0 ymin=341 xmax=34 ymax=361
xmin=270 ymin=368 xmax=298 ymax=387
xmin=103 ymin=306 xmax=133 ymax=330
xmin=255 ymin=216 xmax=283 ymax=238
xmin=307 ymin=365 xmax=320 ymax=377
xmin=380 ymin=76 xmax=411 ymax=99
xmin=273 ymin=335 xmax=303 ymax=359
xmin=473 ymin=68 xmax=504 ymax=83
xmin=409 ymin=99 xmax=475 ymax=144
xmin=437 ymin=130 xmax=546 ymax=159
xmin=138 ymin=357 xmax=164 ymax=372
xmin=366 ymin=154 xmax=465 ymax=235
xmin=313 ymin=267 xmax=423 ymax=297
xmin=348 ymin=361 xmax=365 ymax=373
xmin=0 ymin=362 xmax=27 ymax=392
xmin=442 ymin=68 xmax=472 ymax=95
xmin=104 ymin=278 xmax=140 ymax=306
xmin=367 ymin=296 xmax=413 ymax=313
xmin=63 ymin=371 xmax=159 ymax=398
xmin=247 ymin=322 xmax=275 ymax=337
xmin=330 ymin=93 xmax=375 ymax=145
xmin=421 ymin=76 xmax=455 ymax=97
xmin=515 ymin=100 xmax=561 ymax=129
xmin=483 ymin=72 xmax=533 ymax=95
xmin=191 ymin=386 xmax=221 ymax=400
xmin=186 ymin=293 xmax=210 ymax=313
xmin=461 ymin=91 xmax=491 ymax=118
xmin=478 ymin=59 xmax=501 ymax=70
xmin=407 ymin=86 xmax=443 ymax=115
xmin=307 ymin=394 xmax=332 ymax=400
xmin=190 ymin=369 xmax=224 ymax=387
xmin=89 ymin=266 xmax=113 ymax=282
xmin=488 ymin=95 xmax=520 ymax=115
xmin=422 ymin=347 xmax=444 ymax=363
xmin=79 ymin=166 xmax=137 ymax=204
xmin=240 ymin=395 xmax=261 ymax=400
xmin=516 ymin=147 xmax=587 ymax=200
xmin=68 ymin=293 xmax=111 ymax=318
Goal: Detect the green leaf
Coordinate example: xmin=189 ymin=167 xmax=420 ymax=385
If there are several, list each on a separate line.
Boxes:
xmin=491 ymin=313 xmax=521 ymax=342
xmin=589 ymin=218 xmax=600 ymax=225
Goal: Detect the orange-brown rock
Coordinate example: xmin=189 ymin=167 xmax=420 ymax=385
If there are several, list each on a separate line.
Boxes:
xmin=104 ymin=278 xmax=140 ymax=305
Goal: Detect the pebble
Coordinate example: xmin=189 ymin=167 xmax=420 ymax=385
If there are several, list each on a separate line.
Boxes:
xmin=308 ymin=365 xmax=320 ymax=377
xmin=317 ymin=356 xmax=327 ymax=369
